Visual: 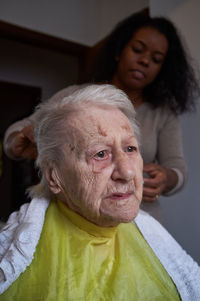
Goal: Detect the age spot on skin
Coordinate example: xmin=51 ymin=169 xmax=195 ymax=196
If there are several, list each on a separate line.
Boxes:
xmin=69 ymin=144 xmax=75 ymax=151
xmin=97 ymin=124 xmax=107 ymax=137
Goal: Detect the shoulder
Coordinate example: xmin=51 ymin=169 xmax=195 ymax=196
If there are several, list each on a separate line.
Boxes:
xmin=135 ymin=210 xmax=182 ymax=247
xmin=0 ymin=198 xmax=49 ymax=294
xmin=136 ymin=103 xmax=180 ymax=131
xmin=137 ymin=102 xmax=177 ymax=119
xmin=135 ymin=211 xmax=200 ymax=300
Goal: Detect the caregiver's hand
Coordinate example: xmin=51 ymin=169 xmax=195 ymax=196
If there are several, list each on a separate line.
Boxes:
xmin=143 ymin=163 xmax=178 ymax=202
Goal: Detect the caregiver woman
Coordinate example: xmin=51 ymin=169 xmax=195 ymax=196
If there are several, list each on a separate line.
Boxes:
xmin=93 ymin=12 xmax=199 ymax=207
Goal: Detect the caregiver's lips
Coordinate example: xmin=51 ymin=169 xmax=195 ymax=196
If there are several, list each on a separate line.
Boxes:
xmin=129 ymin=69 xmax=145 ymax=80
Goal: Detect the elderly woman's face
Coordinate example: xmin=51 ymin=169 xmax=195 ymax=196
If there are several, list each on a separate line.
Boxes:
xmin=56 ymin=105 xmax=143 ymax=227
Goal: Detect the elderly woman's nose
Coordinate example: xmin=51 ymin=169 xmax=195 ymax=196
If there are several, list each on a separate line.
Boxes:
xmin=111 ymin=153 xmax=135 ymax=181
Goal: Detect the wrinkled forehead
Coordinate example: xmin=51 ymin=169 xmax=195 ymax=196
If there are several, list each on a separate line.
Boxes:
xmin=65 ymin=105 xmax=135 ymax=148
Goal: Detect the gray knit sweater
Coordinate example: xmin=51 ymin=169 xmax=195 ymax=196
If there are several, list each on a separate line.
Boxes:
xmin=136 ymin=102 xmax=187 ymax=193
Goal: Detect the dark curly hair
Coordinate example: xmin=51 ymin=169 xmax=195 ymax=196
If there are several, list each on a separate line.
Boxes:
xmin=93 ymin=13 xmax=199 ymax=113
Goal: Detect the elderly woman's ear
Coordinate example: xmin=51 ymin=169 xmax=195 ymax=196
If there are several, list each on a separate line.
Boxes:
xmin=45 ymin=167 xmax=62 ymax=194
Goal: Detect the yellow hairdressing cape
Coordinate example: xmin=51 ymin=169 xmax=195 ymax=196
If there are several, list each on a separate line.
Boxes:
xmin=0 ymin=200 xmax=180 ymax=300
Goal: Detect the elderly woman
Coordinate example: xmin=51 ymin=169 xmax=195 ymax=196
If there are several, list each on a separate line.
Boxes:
xmin=0 ymin=85 xmax=199 ymax=300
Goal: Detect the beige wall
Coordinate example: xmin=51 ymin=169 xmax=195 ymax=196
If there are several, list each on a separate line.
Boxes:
xmin=0 ymin=37 xmax=79 ymax=100
xmin=0 ymin=0 xmax=148 ymax=46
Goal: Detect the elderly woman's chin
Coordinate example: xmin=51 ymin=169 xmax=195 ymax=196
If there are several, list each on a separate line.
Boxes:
xmin=97 ymin=196 xmax=141 ymax=227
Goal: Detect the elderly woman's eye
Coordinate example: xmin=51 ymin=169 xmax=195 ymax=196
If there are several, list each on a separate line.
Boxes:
xmin=126 ymin=146 xmax=137 ymax=152
xmin=94 ymin=150 xmax=108 ymax=160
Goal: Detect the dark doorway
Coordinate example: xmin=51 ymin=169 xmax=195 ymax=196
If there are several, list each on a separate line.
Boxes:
xmin=0 ymin=80 xmax=41 ymax=220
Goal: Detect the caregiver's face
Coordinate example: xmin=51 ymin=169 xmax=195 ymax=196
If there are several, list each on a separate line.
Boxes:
xmin=59 ymin=105 xmax=143 ymax=227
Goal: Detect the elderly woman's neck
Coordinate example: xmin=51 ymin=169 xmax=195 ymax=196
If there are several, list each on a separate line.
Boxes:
xmin=56 ymin=194 xmax=121 ymax=228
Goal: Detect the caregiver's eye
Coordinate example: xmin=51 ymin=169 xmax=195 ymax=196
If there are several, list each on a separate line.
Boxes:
xmin=94 ymin=150 xmax=109 ymax=160
xmin=132 ymin=46 xmax=143 ymax=54
xmin=126 ymin=146 xmax=137 ymax=152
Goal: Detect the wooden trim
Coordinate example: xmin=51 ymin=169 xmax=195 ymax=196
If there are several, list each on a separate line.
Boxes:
xmin=0 ymin=7 xmax=149 ymax=81
xmin=0 ymin=20 xmax=90 ymax=57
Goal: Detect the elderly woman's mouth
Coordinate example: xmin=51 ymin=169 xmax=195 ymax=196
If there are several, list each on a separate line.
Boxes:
xmin=107 ymin=192 xmax=134 ymax=200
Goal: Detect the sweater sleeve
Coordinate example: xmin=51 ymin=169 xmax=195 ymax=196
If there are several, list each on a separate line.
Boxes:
xmin=3 ymin=85 xmax=82 ymax=159
xmin=136 ymin=103 xmax=187 ymax=195
xmin=157 ymin=109 xmax=187 ymax=194
xmin=3 ymin=113 xmax=36 ymax=159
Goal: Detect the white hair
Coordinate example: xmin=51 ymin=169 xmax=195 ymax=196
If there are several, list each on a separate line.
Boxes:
xmin=29 ymin=84 xmax=140 ymax=198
